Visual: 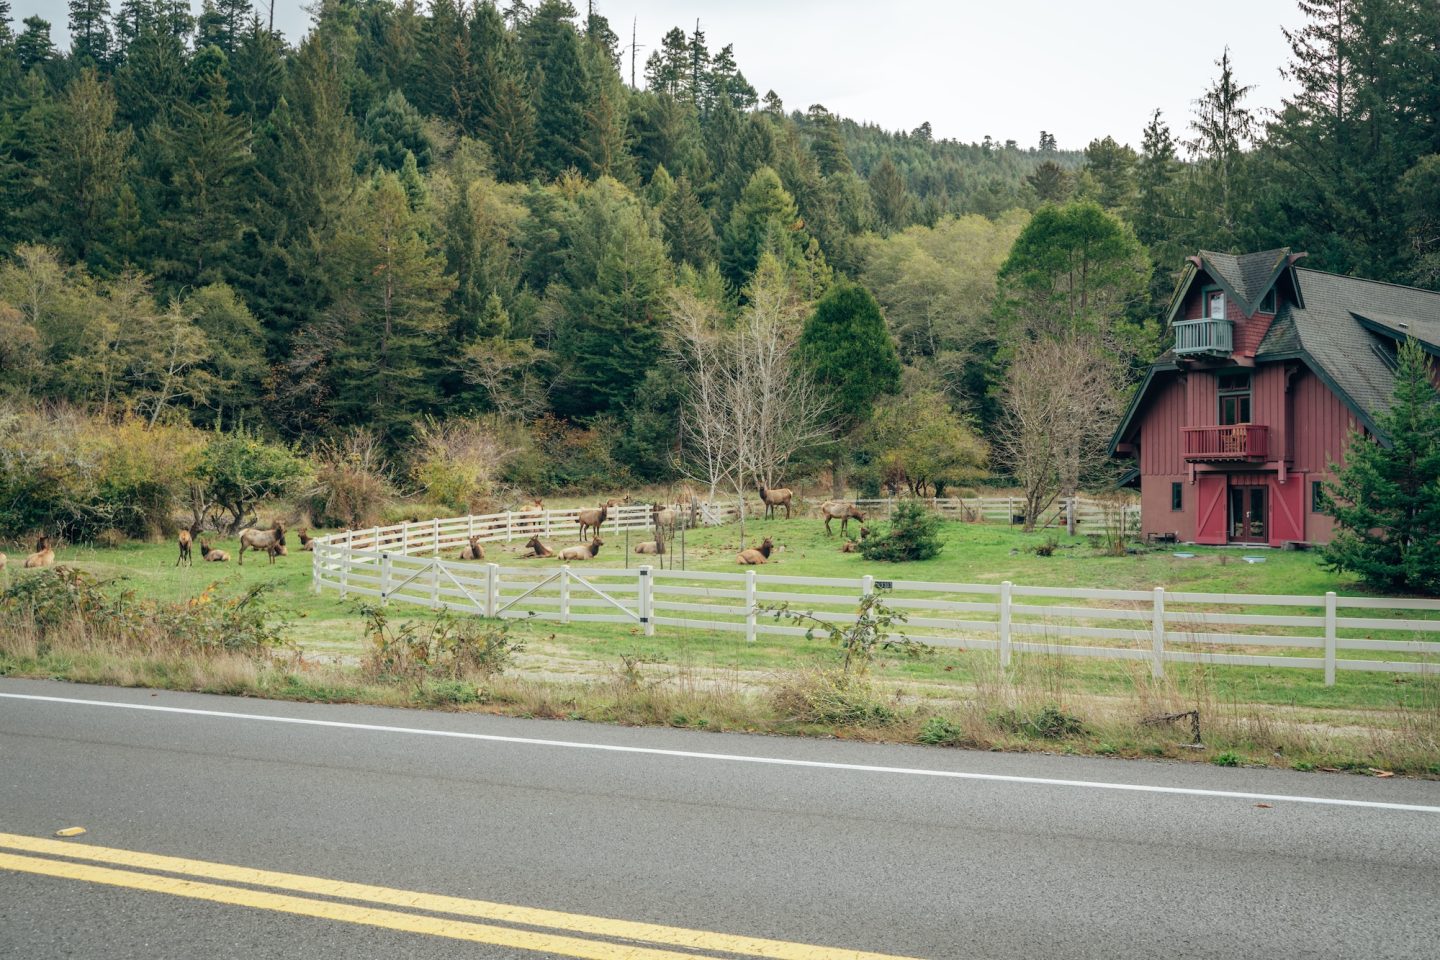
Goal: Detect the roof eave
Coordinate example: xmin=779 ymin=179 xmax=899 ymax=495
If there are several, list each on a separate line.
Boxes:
xmin=1108 ymin=362 xmax=1181 ymax=457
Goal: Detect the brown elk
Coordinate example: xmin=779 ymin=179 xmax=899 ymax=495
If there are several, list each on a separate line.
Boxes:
xmin=559 ymin=537 xmax=603 ymax=561
xmin=200 ymin=540 xmax=229 ymax=562
xmin=839 ymin=525 xmax=872 ymax=553
xmin=518 ymin=535 xmax=554 ymax=559
xmin=238 ymin=522 xmax=286 ymax=565
xmin=604 ymin=496 xmax=631 ymax=508
xmin=576 ymin=505 xmax=608 ymax=539
xmin=176 ymin=528 xmax=194 ymax=567
xmin=0 ymin=552 xmax=7 ymax=571
xmin=634 ymin=539 xmax=665 ymax=555
xmin=297 ymin=528 xmax=315 ymax=552
xmin=266 ymin=542 xmax=288 ymax=563
xmin=736 ymin=537 xmax=774 ymax=565
xmin=25 ymin=535 xmax=55 ymax=569
xmin=459 ymin=536 xmax=486 ymax=560
xmin=820 ymin=500 xmax=866 ymax=537
xmin=651 ymin=503 xmax=676 ymax=535
xmin=757 ymin=484 xmax=793 ymax=520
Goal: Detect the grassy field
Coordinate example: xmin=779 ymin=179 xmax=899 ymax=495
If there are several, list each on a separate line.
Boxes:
xmin=3 ymin=515 xmax=1437 ymax=775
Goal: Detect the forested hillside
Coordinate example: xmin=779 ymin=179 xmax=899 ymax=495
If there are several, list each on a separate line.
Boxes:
xmin=0 ymin=0 xmax=1437 ymax=529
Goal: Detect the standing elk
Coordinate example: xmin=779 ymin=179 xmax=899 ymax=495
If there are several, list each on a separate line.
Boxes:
xmin=736 ymin=537 xmax=774 ymax=565
xmin=25 ymin=535 xmax=55 ymax=569
xmin=559 ymin=537 xmax=604 ymax=561
xmin=819 ymin=500 xmax=866 ymax=537
xmin=651 ymin=503 xmax=676 ymax=536
xmin=176 ymin=528 xmax=194 ymax=567
xmin=200 ymin=540 xmax=229 ymax=562
xmin=576 ymin=505 xmax=608 ymax=539
xmin=238 ymin=522 xmax=286 ymax=565
xmin=518 ymin=535 xmax=554 ymax=559
xmin=757 ymin=484 xmax=793 ymax=520
xmin=459 ymin=536 xmax=486 ymax=560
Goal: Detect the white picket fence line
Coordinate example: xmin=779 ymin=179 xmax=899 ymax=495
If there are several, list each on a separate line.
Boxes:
xmin=312 ymin=514 xmax=1439 ymax=686
xmin=852 ymin=496 xmax=1139 ymax=530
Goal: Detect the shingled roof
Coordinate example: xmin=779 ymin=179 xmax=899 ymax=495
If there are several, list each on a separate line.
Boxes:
xmin=1257 ymin=267 xmax=1440 ymax=431
xmin=1197 ymin=248 xmax=1295 ymax=315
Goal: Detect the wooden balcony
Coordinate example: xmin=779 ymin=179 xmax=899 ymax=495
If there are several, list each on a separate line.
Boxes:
xmin=1183 ymin=424 xmax=1268 ymax=462
xmin=1173 ymin=318 xmax=1234 ymax=357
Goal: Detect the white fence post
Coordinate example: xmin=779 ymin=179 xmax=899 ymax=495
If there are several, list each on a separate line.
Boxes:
xmin=999 ymin=580 xmax=1013 ymax=667
xmin=861 ymin=574 xmax=874 ymax=598
xmin=639 ymin=565 xmax=654 ymax=636
xmin=467 ymin=515 xmax=475 ymax=541
xmin=429 ymin=558 xmax=441 ymax=609
xmin=432 ymin=517 xmax=441 ymax=556
xmin=1151 ymin=587 xmax=1165 ymax=678
xmin=380 ymin=552 xmax=392 ymax=606
xmin=1067 ymin=498 xmax=1076 ymax=537
xmin=745 ymin=570 xmax=758 ymax=643
xmin=338 ymin=534 xmax=350 ymax=599
xmin=485 ymin=563 xmax=500 ymax=618
xmin=1324 ymin=591 xmax=1337 ymax=686
xmin=506 ymin=512 xmax=513 ymax=542
xmin=560 ymin=565 xmax=571 ymax=624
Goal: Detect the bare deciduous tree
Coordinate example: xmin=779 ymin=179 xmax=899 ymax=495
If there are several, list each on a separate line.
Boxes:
xmin=996 ymin=335 xmax=1126 ymax=532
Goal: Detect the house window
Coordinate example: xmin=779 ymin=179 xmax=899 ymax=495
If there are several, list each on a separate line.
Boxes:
xmin=1312 ymin=480 xmax=1325 ymax=513
xmin=1260 ymin=288 xmax=1277 ymax=313
xmin=1171 ymin=482 xmax=1183 ymax=511
xmin=1207 ymin=290 xmax=1226 ymax=320
xmin=1218 ymin=372 xmax=1252 ymax=425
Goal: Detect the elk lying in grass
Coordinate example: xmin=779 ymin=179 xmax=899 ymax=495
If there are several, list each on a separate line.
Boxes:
xmin=518 ymin=535 xmax=554 ymax=559
xmin=238 ymin=522 xmax=286 ymax=565
xmin=176 ymin=528 xmax=194 ymax=567
xmin=634 ymin=539 xmax=665 ymax=555
xmin=576 ymin=505 xmax=608 ymax=539
xmin=839 ymin=525 xmax=873 ymax=553
xmin=25 ymin=535 xmax=55 ymax=568
xmin=820 ymin=500 xmax=865 ymax=536
xmin=297 ymin=528 xmax=315 ymax=551
xmin=200 ymin=540 xmax=229 ymax=562
xmin=0 ymin=551 xmax=6 ymax=571
xmin=459 ymin=536 xmax=486 ymax=560
xmin=757 ymin=484 xmax=793 ymax=520
xmin=737 ymin=537 xmax=774 ymax=565
xmin=559 ymin=537 xmax=603 ymax=561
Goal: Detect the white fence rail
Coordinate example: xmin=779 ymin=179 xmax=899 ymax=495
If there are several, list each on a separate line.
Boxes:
xmin=313 ymin=516 xmax=1438 ymax=686
xmin=852 ymin=496 xmax=1138 ymax=531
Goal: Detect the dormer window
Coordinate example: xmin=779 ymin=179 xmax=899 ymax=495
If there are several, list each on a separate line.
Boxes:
xmin=1260 ymin=288 xmax=1276 ymax=313
xmin=1207 ymin=290 xmax=1226 ymax=320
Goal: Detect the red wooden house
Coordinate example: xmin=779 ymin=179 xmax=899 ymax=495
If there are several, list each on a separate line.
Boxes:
xmin=1110 ymin=248 xmax=1440 ymax=546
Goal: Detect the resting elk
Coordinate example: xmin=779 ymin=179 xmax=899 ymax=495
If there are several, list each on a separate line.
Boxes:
xmin=200 ymin=540 xmax=229 ymax=562
xmin=634 ymin=539 xmax=665 ymax=555
xmin=757 ymin=484 xmax=793 ymax=520
xmin=238 ymin=522 xmax=286 ymax=566
xmin=298 ymin=528 xmax=315 ymax=551
xmin=559 ymin=537 xmax=604 ymax=561
xmin=518 ymin=535 xmax=554 ymax=559
xmin=459 ymin=536 xmax=486 ymax=560
xmin=820 ymin=500 xmax=866 ymax=537
xmin=25 ymin=535 xmax=55 ymax=569
xmin=736 ymin=537 xmax=774 ymax=565
xmin=576 ymin=505 xmax=608 ymax=540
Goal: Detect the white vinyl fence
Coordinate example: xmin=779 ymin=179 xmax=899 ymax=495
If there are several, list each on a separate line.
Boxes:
xmin=853 ymin=496 xmax=1138 ymax=531
xmin=313 ymin=514 xmax=1439 ymax=686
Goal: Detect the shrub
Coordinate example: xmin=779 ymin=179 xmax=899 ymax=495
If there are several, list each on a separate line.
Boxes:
xmin=359 ymin=605 xmax=525 ymax=682
xmin=771 ymin=669 xmax=897 ymax=726
xmin=500 ymin=414 xmax=633 ymax=494
xmin=917 ymin=716 xmax=982 ymax=747
xmin=859 ymin=500 xmax=943 ymax=562
xmin=1032 ymin=536 xmax=1060 ymax=557
xmin=990 ymin=704 xmax=1085 ymax=739
xmin=194 ymin=427 xmax=309 ymax=533
xmin=305 ymin=429 xmax=393 ymax=527
xmin=769 ymin=591 xmax=922 ymax=675
xmin=410 ymin=417 xmax=518 ymax=514
xmin=1212 ymin=751 xmax=1242 ymax=767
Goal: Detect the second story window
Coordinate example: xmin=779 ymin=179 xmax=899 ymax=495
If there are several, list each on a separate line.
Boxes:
xmin=1207 ymin=290 xmax=1226 ymax=320
xmin=1218 ymin=372 xmax=1252 ymax=424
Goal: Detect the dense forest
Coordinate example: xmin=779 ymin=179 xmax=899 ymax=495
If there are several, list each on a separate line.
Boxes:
xmin=0 ymin=0 xmax=1437 ymax=534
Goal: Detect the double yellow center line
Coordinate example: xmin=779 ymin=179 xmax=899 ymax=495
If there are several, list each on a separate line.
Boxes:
xmin=0 ymin=832 xmax=924 ymax=960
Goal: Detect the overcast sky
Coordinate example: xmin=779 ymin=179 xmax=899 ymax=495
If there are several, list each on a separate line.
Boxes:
xmin=15 ymin=0 xmax=1303 ymax=149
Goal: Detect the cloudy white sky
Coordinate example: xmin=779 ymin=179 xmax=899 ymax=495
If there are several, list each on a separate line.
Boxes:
xmin=16 ymin=0 xmax=1303 ymax=149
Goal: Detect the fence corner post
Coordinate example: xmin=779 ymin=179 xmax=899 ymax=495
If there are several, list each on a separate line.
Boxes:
xmin=485 ymin=563 xmax=500 ymax=618
xmin=560 ymin=564 xmax=571 ymax=624
xmin=999 ymin=580 xmax=1013 ymax=668
xmin=1151 ymin=586 xmax=1165 ymax=678
xmin=1324 ymin=591 xmax=1337 ymax=686
xmin=639 ymin=565 xmax=654 ymax=636
xmin=745 ymin=569 xmax=758 ymax=643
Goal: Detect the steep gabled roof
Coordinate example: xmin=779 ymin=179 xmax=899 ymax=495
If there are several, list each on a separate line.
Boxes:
xmin=1198 ymin=248 xmax=1294 ymax=313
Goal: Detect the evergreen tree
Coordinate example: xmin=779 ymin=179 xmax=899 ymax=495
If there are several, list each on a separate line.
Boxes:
xmin=720 ymin=165 xmax=809 ymax=289
xmin=1081 ymin=135 xmax=1137 ymax=212
xmin=868 ymin=156 xmax=909 ymax=233
xmin=661 ymin=175 xmax=715 ymax=269
xmin=1187 ymin=47 xmax=1255 ymax=246
xmin=0 ymin=1 xmax=12 ymax=46
xmin=1324 ymin=338 xmax=1440 ymax=593
xmin=113 ymin=20 xmax=190 ymax=128
xmin=68 ymin=0 xmax=113 ymax=68
xmin=522 ymin=0 xmax=588 ymax=177
xmin=643 ymin=27 xmax=686 ymax=97
xmin=1024 ymin=159 xmax=1071 ymax=204
xmin=41 ymin=69 xmax=134 ymax=265
xmin=799 ymin=280 xmax=902 ymax=495
xmin=15 ymin=16 xmax=57 ymax=73
xmin=226 ymin=17 xmax=284 ymax=119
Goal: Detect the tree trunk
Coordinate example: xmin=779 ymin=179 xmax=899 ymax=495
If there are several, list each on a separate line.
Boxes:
xmin=830 ymin=449 xmax=845 ymax=499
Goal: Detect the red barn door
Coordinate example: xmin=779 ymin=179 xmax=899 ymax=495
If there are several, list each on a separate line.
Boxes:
xmin=1269 ymin=474 xmax=1305 ymax=546
xmin=1195 ymin=474 xmax=1228 ymax=545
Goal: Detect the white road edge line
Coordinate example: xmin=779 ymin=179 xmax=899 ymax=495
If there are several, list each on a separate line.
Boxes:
xmin=3 ymin=691 xmax=1438 ymax=814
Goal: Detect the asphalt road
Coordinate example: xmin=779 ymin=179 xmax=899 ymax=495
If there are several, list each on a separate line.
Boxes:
xmin=1 ymin=677 xmax=1437 ymax=960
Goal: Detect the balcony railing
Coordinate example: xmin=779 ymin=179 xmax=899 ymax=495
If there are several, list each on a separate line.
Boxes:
xmin=1173 ymin=318 xmax=1234 ymax=357
xmin=1183 ymin=424 xmax=1269 ymax=461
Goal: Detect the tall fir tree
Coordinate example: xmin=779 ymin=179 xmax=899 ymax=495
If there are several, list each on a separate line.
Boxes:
xmin=522 ymin=0 xmax=588 ymax=177
xmin=68 ymin=0 xmax=113 ymax=68
xmin=41 ymin=69 xmax=134 ymax=265
xmin=720 ymin=165 xmax=810 ymax=290
xmin=1186 ymin=47 xmax=1255 ymax=247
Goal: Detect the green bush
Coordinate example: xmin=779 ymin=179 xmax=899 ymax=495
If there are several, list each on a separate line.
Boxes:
xmin=859 ymin=500 xmax=943 ymax=562
xmin=304 ymin=429 xmax=393 ymax=527
xmin=360 ymin=606 xmax=526 ymax=682
xmin=989 ymin=704 xmax=1085 ymax=739
xmin=917 ymin=716 xmax=980 ymax=747
xmin=195 ymin=427 xmax=309 ymax=533
xmin=771 ymin=669 xmax=897 ymax=727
